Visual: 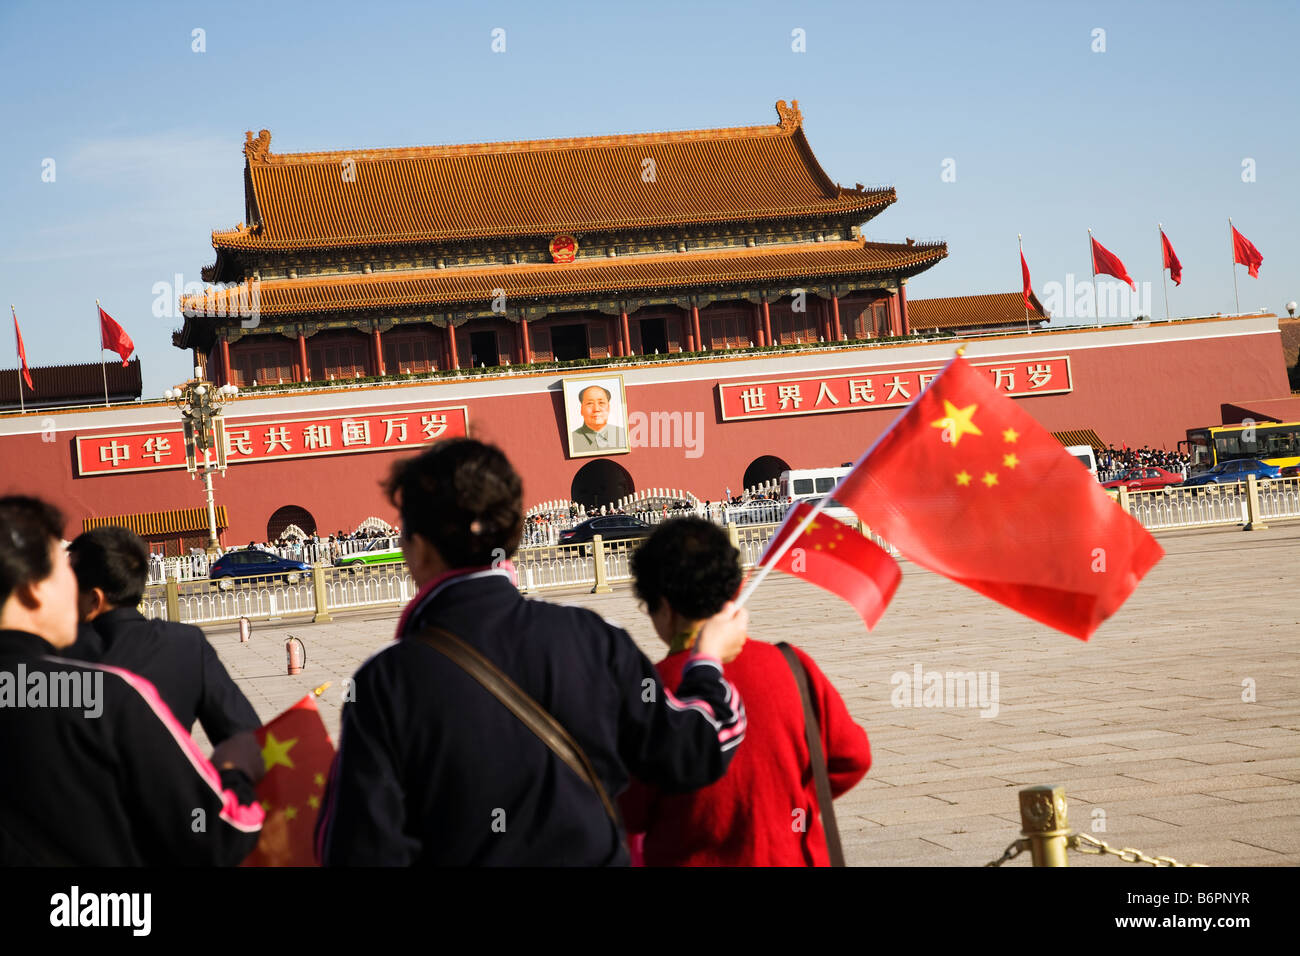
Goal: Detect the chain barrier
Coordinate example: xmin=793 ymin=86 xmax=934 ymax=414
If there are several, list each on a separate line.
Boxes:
xmin=1069 ymin=832 xmax=1207 ymax=867
xmin=983 ymin=838 xmax=1029 ymax=867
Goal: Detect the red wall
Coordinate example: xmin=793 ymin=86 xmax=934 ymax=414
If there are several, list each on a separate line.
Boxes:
xmin=1 ymin=320 xmax=1288 ymax=543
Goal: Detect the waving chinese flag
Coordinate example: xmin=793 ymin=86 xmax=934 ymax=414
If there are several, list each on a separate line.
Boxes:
xmin=758 ymin=502 xmax=901 ymax=630
xmin=1090 ymin=236 xmax=1135 ymax=290
xmin=12 ymin=306 xmax=34 ymax=391
xmin=241 ymin=695 xmax=335 ymax=867
xmin=98 ymin=304 xmax=134 ymax=367
xmin=1160 ymin=229 xmax=1182 ymax=286
xmin=833 ymin=356 xmax=1163 ymax=640
xmin=1020 ymin=250 xmax=1034 ymax=312
xmin=1231 ymin=225 xmax=1263 ymax=278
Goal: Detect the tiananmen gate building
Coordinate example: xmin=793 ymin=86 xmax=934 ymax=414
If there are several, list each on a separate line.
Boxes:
xmin=0 ymin=101 xmax=1294 ymax=551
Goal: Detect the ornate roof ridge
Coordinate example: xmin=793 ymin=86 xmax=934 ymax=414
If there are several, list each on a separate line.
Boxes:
xmin=242 ymin=100 xmax=805 ymax=166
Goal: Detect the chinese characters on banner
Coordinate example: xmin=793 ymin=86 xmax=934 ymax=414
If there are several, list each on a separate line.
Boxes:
xmin=75 ymin=406 xmax=469 ymax=476
xmin=717 ymin=357 xmax=1072 ymax=421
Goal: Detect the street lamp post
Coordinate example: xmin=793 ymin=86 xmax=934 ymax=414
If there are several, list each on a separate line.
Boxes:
xmin=165 ymin=367 xmax=238 ymax=557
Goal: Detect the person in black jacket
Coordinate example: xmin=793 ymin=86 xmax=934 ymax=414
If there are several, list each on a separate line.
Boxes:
xmin=0 ymin=496 xmax=265 ymax=865
xmin=316 ymin=438 xmax=749 ymax=866
xmin=65 ymin=526 xmax=261 ymax=744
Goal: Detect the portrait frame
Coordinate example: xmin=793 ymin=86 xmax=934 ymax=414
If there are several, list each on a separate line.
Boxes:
xmin=563 ymin=373 xmax=630 ymax=458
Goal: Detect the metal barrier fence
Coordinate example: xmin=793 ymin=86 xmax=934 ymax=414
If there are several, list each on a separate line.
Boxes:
xmin=146 ymin=535 xmax=403 ymax=584
xmin=138 ymin=476 xmax=1298 ymax=626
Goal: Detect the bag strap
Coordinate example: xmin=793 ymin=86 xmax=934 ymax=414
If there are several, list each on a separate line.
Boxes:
xmin=777 ymin=642 xmax=845 ymax=867
xmin=413 ymin=626 xmax=620 ymax=826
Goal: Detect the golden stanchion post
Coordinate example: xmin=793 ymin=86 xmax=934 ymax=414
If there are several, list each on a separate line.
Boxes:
xmin=1019 ymin=784 xmax=1070 ymax=867
xmin=591 ymin=534 xmax=612 ymax=594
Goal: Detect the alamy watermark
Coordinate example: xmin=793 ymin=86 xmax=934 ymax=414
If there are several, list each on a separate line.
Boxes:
xmin=891 ymin=663 xmax=999 ymax=718
xmin=0 ymin=665 xmax=102 ymax=718
xmin=628 ymin=410 xmax=704 ymax=459
xmin=1039 ymin=275 xmax=1153 ymax=322
xmin=152 ymin=273 xmax=261 ymax=328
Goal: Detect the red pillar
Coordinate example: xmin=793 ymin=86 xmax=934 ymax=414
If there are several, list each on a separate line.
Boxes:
xmin=519 ymin=318 xmax=532 ymax=364
xmin=820 ymin=299 xmax=831 ymax=341
xmin=898 ymin=282 xmax=909 ymax=335
xmin=297 ymin=332 xmax=309 ymax=381
xmin=446 ymin=324 xmax=459 ymax=369
xmin=220 ymin=336 xmax=232 ymax=386
xmin=621 ymin=310 xmax=632 ymax=356
xmin=761 ymin=301 xmax=773 ymax=348
xmin=831 ymin=295 xmax=843 ymax=341
xmin=683 ymin=307 xmax=694 ymax=351
xmin=750 ymin=303 xmax=763 ymax=346
xmin=372 ymin=327 xmax=385 ymax=376
xmin=691 ymin=305 xmax=702 ymax=352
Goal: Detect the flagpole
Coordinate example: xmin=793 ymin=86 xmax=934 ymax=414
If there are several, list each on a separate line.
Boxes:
xmin=1088 ymin=229 xmax=1101 ymax=328
xmin=96 ymin=298 xmax=109 ymax=408
xmin=1019 ymin=234 xmax=1029 ymax=333
xmin=12 ymin=305 xmax=24 ymax=415
xmin=1228 ymin=218 xmax=1240 ymax=315
xmin=1158 ymin=223 xmax=1170 ymax=322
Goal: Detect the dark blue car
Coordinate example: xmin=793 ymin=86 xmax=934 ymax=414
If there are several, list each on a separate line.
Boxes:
xmin=1182 ymin=458 xmax=1281 ymax=488
xmin=209 ymin=548 xmax=311 ymax=581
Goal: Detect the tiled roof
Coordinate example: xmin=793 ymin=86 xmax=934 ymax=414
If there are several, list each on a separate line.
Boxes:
xmin=1052 ymin=429 xmax=1106 ymax=449
xmin=907 ymin=291 xmax=1049 ymax=330
xmin=1278 ymin=316 xmax=1300 ymax=368
xmin=0 ymin=359 xmax=142 ymax=406
xmin=214 ymin=101 xmax=895 ymax=250
xmin=83 ymin=506 xmax=229 ymax=537
xmin=182 ymin=239 xmax=947 ymax=318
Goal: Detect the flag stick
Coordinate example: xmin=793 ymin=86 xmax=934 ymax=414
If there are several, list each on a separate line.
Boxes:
xmin=1158 ymin=223 xmax=1171 ymax=322
xmin=1019 ymin=234 xmax=1030 ymax=333
xmin=1088 ymin=229 xmax=1101 ymax=329
xmin=1228 ymin=218 xmax=1241 ymax=315
xmin=97 ymin=298 xmax=109 ymax=408
xmin=12 ymin=305 xmax=24 ymax=415
xmin=734 ymin=352 xmax=962 ymax=609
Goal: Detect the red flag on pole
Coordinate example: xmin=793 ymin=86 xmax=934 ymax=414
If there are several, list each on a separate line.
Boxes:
xmin=1020 ymin=250 xmax=1034 ymax=312
xmin=1160 ymin=229 xmax=1182 ymax=286
xmin=1231 ymin=226 xmax=1263 ymax=278
xmin=832 ymin=356 xmax=1163 ymax=640
xmin=12 ymin=307 xmax=34 ymax=392
xmin=757 ymin=502 xmax=901 ymax=630
xmin=98 ymin=305 xmax=135 ymax=367
xmin=240 ymin=695 xmax=336 ymax=867
xmin=1090 ymin=237 xmax=1136 ymax=290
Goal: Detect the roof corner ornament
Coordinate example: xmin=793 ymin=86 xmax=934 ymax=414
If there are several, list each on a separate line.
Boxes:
xmin=775 ymin=99 xmax=802 ymax=131
xmin=244 ymin=129 xmax=272 ymax=162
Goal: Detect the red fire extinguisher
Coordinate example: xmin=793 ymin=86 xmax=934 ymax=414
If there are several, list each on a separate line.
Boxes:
xmin=286 ymin=635 xmax=306 ymax=675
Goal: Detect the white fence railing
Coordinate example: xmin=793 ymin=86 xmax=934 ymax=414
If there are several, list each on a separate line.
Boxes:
xmin=139 ymin=477 xmax=1298 ymax=626
xmin=146 ymin=535 xmax=402 ymax=584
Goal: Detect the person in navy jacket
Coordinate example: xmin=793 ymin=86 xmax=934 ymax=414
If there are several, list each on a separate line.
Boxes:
xmin=316 ymin=439 xmax=748 ymax=865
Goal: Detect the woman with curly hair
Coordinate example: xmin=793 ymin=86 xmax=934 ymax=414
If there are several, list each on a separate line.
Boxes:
xmin=622 ymin=517 xmax=872 ymax=866
xmin=315 ymin=439 xmax=749 ymax=866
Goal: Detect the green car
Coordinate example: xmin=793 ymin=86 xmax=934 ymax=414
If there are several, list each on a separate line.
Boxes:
xmin=335 ymin=546 xmax=406 ymax=568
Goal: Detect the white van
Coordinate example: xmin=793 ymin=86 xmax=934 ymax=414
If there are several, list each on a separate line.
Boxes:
xmin=777 ymin=467 xmax=860 ymax=525
xmin=1064 ymin=444 xmax=1098 ymax=479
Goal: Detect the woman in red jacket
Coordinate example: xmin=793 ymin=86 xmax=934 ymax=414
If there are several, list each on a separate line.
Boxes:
xmin=621 ymin=518 xmax=872 ymax=866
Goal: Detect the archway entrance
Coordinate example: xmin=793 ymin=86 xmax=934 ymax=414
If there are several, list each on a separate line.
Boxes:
xmin=743 ymin=455 xmax=790 ymax=490
xmin=570 ymin=459 xmax=634 ymax=511
xmin=268 ymin=505 xmax=317 ymax=542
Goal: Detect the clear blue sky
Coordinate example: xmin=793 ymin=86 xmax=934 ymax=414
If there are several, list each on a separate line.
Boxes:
xmin=2 ymin=0 xmax=1295 ymax=397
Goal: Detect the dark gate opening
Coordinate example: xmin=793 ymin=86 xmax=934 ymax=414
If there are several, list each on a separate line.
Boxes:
xmin=570 ymin=459 xmax=635 ymax=511
xmin=742 ymin=455 xmax=790 ymax=490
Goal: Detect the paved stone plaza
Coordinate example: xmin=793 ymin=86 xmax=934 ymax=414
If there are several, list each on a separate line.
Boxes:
xmin=199 ymin=522 xmax=1300 ymax=866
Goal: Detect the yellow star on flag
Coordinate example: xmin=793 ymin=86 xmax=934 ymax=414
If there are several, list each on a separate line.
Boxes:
xmin=308 ymin=795 xmax=320 ymax=810
xmin=313 ymin=773 xmax=325 ymax=787
xmin=1002 ymin=428 xmax=1019 ymax=443
xmin=1003 ymin=453 xmax=1020 ymax=469
xmin=261 ymin=732 xmax=299 ymax=773
xmin=982 ymin=472 xmax=999 ymax=487
xmin=956 ymin=471 xmax=972 ymax=486
xmin=932 ymin=401 xmax=982 ymax=447
xmin=283 ymin=805 xmax=298 ymax=821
